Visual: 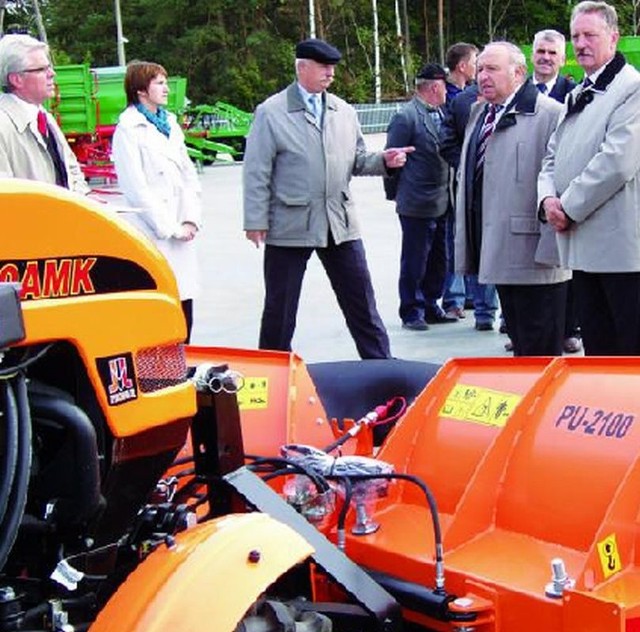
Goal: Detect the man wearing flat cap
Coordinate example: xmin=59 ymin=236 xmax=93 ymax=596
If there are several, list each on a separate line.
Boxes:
xmin=384 ymin=63 xmax=455 ymax=331
xmin=243 ymin=37 xmax=413 ymax=359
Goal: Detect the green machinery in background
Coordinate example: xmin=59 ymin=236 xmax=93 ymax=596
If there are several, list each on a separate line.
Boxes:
xmin=46 ymin=64 xmax=252 ymax=175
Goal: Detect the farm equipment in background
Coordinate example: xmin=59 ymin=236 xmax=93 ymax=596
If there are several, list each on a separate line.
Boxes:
xmin=4 ymin=179 xmax=640 ymax=631
xmin=45 ymin=64 xmax=251 ymax=179
xmin=182 ymin=102 xmax=252 ymax=163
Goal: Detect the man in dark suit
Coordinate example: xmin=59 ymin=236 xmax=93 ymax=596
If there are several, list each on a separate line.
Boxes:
xmin=385 ymin=63 xmax=453 ymax=331
xmin=538 ymin=1 xmax=640 ymax=356
xmin=531 ymin=29 xmax=576 ymax=101
xmin=531 ymin=29 xmax=582 ymax=355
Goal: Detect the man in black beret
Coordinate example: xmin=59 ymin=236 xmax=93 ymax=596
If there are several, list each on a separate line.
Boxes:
xmin=295 ymin=38 xmax=342 ymax=64
xmin=384 ymin=62 xmax=455 ymax=331
xmin=243 ymin=38 xmax=413 ymax=359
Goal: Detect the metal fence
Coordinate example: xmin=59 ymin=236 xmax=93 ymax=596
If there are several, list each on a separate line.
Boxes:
xmin=353 ymin=102 xmax=405 ymax=133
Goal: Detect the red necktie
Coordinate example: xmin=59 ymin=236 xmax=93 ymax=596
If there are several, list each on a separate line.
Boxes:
xmin=37 ymin=110 xmax=48 ymax=137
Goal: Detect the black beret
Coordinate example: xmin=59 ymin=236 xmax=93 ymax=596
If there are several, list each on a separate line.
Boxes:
xmin=296 ymin=38 xmax=342 ymax=64
xmin=416 ymin=63 xmax=447 ymax=81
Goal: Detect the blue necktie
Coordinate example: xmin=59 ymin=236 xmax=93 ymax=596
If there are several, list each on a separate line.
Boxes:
xmin=536 ymin=82 xmax=547 ymax=94
xmin=308 ymin=94 xmax=322 ymax=128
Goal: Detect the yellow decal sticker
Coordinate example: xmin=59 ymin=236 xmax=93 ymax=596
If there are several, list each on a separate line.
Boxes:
xmin=236 ymin=377 xmax=268 ymax=410
xmin=597 ymin=534 xmax=621 ymax=579
xmin=439 ymin=383 xmax=521 ymax=427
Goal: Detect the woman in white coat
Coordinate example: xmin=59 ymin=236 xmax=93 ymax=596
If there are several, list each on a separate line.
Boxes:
xmin=112 ymin=60 xmax=201 ymax=342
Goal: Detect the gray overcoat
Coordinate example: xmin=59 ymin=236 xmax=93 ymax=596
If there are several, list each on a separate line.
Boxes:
xmin=538 ymin=61 xmax=640 ymax=273
xmin=243 ymin=83 xmax=386 ymax=247
xmin=455 ymin=81 xmax=571 ymax=286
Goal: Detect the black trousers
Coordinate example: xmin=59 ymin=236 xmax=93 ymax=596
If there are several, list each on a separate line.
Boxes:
xmin=497 ymin=282 xmax=567 ymax=356
xmin=259 ymin=238 xmax=391 ymax=359
xmin=397 ymin=214 xmax=447 ymax=323
xmin=573 ymin=270 xmax=640 ymax=355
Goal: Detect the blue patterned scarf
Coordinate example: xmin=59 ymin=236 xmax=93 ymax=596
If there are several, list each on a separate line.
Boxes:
xmin=135 ymin=103 xmax=171 ymax=137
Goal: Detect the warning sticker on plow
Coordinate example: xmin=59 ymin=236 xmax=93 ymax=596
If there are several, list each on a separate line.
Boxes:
xmin=237 ymin=377 xmax=269 ymax=410
xmin=439 ymin=384 xmax=522 ymax=427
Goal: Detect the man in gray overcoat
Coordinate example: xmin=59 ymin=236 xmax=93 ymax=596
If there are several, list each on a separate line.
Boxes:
xmin=455 ymin=42 xmax=570 ymax=356
xmin=243 ymin=38 xmax=413 ymax=359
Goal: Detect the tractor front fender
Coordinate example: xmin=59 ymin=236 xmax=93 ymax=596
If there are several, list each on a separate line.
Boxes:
xmin=91 ymin=512 xmax=314 ymax=632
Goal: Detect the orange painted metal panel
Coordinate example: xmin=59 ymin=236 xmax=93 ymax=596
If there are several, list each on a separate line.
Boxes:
xmin=91 ymin=513 xmax=314 ymax=632
xmin=185 ymin=346 xmax=334 ymax=455
xmin=1 ymin=181 xmax=195 ymax=438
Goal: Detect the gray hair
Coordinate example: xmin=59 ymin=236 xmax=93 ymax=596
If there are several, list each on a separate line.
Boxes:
xmin=0 ymin=34 xmax=49 ymax=91
xmin=571 ymin=1 xmax=618 ymax=31
xmin=533 ymin=29 xmax=567 ymax=55
xmin=482 ymin=41 xmax=528 ymax=73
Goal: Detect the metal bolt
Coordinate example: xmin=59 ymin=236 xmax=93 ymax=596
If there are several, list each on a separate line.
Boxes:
xmin=248 ymin=549 xmax=261 ymax=563
xmin=545 ymin=557 xmax=575 ymax=598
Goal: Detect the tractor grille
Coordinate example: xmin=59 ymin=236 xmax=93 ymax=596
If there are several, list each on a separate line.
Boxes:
xmin=135 ymin=344 xmax=189 ymax=393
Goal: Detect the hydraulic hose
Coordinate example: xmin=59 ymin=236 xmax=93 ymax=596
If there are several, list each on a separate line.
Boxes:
xmin=0 ymin=373 xmax=33 ymax=571
xmin=0 ymin=380 xmax=19 ymax=528
xmin=327 ymin=471 xmax=446 ymax=593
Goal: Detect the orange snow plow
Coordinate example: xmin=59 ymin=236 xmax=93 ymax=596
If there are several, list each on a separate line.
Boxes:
xmin=1 ymin=180 xmax=640 ymax=632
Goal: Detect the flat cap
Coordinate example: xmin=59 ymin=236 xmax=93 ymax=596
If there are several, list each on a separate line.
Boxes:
xmin=296 ymin=38 xmax=342 ymax=64
xmin=416 ymin=63 xmax=447 ymax=81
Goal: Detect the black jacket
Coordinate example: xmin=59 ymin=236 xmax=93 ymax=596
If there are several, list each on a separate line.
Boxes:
xmin=384 ymin=96 xmax=449 ymax=218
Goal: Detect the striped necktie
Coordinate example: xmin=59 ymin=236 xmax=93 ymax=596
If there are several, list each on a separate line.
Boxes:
xmin=475 ymin=104 xmax=501 ymax=177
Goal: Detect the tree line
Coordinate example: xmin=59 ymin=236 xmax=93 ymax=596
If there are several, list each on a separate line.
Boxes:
xmin=2 ymin=0 xmax=639 ymax=111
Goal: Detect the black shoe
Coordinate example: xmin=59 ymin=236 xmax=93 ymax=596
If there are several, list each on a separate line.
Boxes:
xmin=402 ymin=319 xmax=429 ymax=331
xmin=475 ymin=321 xmax=494 ymax=331
xmin=425 ymin=311 xmax=458 ymax=324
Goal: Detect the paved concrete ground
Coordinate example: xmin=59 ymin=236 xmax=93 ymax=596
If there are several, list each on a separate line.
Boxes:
xmin=190 ymin=133 xmax=514 ymax=364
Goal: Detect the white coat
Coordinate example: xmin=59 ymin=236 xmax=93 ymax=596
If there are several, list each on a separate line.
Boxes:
xmin=112 ymin=106 xmax=202 ymax=299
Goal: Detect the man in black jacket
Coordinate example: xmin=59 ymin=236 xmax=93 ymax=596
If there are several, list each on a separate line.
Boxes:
xmin=385 ymin=63 xmax=455 ymax=331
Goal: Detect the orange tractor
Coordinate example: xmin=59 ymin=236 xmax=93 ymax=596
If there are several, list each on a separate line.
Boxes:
xmin=2 ymin=179 xmax=640 ymax=632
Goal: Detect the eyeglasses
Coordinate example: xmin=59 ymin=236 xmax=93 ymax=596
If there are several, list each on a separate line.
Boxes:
xmin=19 ymin=64 xmax=53 ymax=74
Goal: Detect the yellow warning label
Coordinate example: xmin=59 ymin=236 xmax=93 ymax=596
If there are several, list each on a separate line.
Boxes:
xmin=439 ymin=383 xmax=521 ymax=427
xmin=597 ymin=533 xmax=622 ymax=579
xmin=236 ymin=377 xmax=269 ymax=410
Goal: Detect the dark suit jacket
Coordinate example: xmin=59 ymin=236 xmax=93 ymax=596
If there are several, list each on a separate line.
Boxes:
xmin=439 ymin=84 xmax=479 ymax=169
xmin=384 ymin=96 xmax=449 ymax=218
xmin=537 ymin=74 xmax=577 ymax=104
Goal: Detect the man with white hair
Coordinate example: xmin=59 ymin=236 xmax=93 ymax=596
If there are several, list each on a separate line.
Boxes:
xmin=455 ymin=42 xmax=570 ymax=356
xmin=538 ymin=1 xmax=640 ymax=355
xmin=0 ymin=33 xmax=88 ymax=193
xmin=243 ymin=38 xmax=413 ymax=359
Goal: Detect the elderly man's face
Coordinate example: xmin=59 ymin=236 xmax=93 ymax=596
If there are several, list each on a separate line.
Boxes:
xmin=532 ymin=38 xmax=565 ymax=81
xmin=297 ymin=59 xmax=336 ymax=94
xmin=571 ymin=11 xmax=619 ymax=75
xmin=477 ymin=45 xmax=523 ymax=104
xmin=8 ymin=48 xmax=55 ymax=105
